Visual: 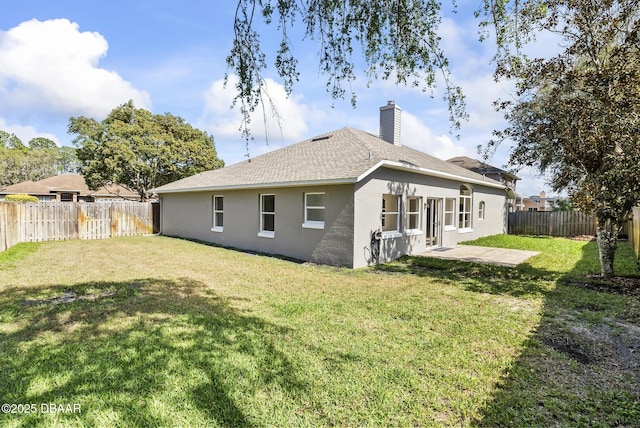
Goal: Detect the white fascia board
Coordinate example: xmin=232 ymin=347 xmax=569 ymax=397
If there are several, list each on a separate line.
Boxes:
xmin=152 ymin=178 xmax=356 ymax=194
xmin=356 ymin=160 xmax=506 ymax=190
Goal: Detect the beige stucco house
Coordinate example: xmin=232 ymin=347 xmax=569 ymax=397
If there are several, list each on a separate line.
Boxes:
xmin=153 ymin=102 xmax=509 ymax=268
xmin=520 ymin=191 xmax=559 ymax=211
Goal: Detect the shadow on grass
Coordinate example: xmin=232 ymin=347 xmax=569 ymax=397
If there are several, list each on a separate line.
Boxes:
xmin=0 ymin=278 xmax=307 ymax=426
xmin=474 ymin=241 xmax=640 ymax=427
xmin=373 ymin=255 xmax=557 ymax=298
xmin=375 ymin=241 xmax=640 ymax=426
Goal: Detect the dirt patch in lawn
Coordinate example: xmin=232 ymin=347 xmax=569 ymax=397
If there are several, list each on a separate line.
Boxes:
xmin=529 ymin=273 xmax=640 ymax=406
xmin=541 ymin=315 xmax=640 ymax=370
xmin=567 ymin=277 xmax=640 ymax=325
xmin=568 ymin=235 xmax=597 ymax=241
xmin=575 ymin=276 xmax=640 ymax=296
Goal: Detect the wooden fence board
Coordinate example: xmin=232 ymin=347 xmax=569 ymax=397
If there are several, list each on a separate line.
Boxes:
xmin=629 ymin=207 xmax=640 ymax=259
xmin=0 ymin=203 xmax=21 ymax=252
xmin=0 ymin=201 xmax=155 ymax=253
xmin=509 ymin=211 xmax=597 ymax=237
xmin=509 ymin=210 xmax=632 ymax=240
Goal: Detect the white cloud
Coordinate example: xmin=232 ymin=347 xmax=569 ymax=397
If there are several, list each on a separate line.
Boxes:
xmin=460 ymin=74 xmax=512 ymax=129
xmin=202 ymin=75 xmax=312 ymax=142
xmin=401 ymin=111 xmax=469 ymax=159
xmin=0 ymin=118 xmax=60 ymax=145
xmin=0 ymin=18 xmax=150 ymax=118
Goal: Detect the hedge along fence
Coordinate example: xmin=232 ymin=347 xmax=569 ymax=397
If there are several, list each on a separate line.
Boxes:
xmin=4 ymin=194 xmax=39 ymax=203
xmin=0 ymin=201 xmax=155 ymax=253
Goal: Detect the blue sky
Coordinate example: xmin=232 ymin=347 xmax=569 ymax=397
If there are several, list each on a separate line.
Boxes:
xmin=0 ymin=1 xmax=554 ymax=197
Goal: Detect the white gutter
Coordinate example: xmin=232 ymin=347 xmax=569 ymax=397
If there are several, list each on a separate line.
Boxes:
xmin=153 ymin=178 xmax=356 ymax=194
xmin=356 ymin=160 xmax=506 ymax=190
xmin=154 ymin=159 xmax=506 ymax=194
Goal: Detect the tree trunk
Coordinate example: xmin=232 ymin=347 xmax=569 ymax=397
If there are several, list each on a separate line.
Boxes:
xmin=595 ymin=217 xmax=619 ymax=278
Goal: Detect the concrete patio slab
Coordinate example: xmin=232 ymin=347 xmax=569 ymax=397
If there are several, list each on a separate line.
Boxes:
xmin=421 ymin=245 xmax=540 ymax=267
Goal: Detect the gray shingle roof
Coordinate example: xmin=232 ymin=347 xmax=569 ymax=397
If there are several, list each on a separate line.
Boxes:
xmin=153 ymin=127 xmax=504 ymax=193
xmin=447 ymin=156 xmax=519 ymax=180
xmin=0 ymin=174 xmax=138 ymax=198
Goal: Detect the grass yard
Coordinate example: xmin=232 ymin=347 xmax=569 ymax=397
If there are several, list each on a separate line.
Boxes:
xmin=0 ymin=235 xmax=638 ymax=426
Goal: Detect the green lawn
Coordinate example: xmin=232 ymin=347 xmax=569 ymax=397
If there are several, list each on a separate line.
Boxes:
xmin=0 ymin=235 xmax=638 ymax=426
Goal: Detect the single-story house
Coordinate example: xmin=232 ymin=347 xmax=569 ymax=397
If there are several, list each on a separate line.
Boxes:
xmin=153 ymin=102 xmax=509 ymax=268
xmin=0 ymin=174 xmax=139 ymax=202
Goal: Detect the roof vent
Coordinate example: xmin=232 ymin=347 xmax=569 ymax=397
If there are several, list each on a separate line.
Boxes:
xmin=311 ymin=135 xmax=331 ymax=142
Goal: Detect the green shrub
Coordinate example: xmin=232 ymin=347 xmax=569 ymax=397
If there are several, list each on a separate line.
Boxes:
xmin=3 ymin=194 xmax=39 ymax=203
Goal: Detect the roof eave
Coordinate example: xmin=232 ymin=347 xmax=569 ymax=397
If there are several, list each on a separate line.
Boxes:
xmin=154 ymin=161 xmax=506 ymax=194
xmin=0 ymin=191 xmax=51 ymax=196
xmin=152 ymin=178 xmax=357 ymax=194
xmin=357 ymin=160 xmax=507 ymax=190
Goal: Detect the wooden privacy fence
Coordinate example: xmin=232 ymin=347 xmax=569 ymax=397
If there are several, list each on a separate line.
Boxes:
xmin=0 ymin=201 xmax=155 ymax=253
xmin=628 ymin=207 xmax=640 ymax=259
xmin=508 ymin=211 xmax=597 ymax=237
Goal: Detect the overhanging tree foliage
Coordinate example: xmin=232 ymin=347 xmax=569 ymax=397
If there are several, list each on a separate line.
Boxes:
xmin=228 ymin=0 xmax=467 ymax=140
xmin=485 ymin=0 xmax=640 ymax=277
xmin=228 ymin=1 xmax=640 ymax=277
xmin=68 ymin=101 xmax=224 ymax=201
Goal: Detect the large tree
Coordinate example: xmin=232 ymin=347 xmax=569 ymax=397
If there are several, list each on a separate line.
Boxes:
xmin=68 ymin=101 xmax=224 ymax=201
xmin=485 ymin=0 xmax=640 ymax=277
xmin=0 ymin=132 xmax=78 ymax=186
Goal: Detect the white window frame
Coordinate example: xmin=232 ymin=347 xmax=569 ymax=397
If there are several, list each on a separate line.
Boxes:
xmin=459 ymin=185 xmax=473 ymax=232
xmin=302 ymin=192 xmax=325 ymax=229
xmin=444 ymin=197 xmax=456 ymax=231
xmin=478 ymin=201 xmax=486 ymax=220
xmin=211 ymin=195 xmax=224 ymax=232
xmin=405 ymin=196 xmax=423 ymax=236
xmin=381 ymin=194 xmax=402 ymax=238
xmin=258 ymin=194 xmax=275 ymax=238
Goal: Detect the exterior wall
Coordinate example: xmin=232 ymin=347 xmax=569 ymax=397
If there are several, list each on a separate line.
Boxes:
xmin=160 ymin=184 xmax=355 ymax=267
xmin=353 ymin=168 xmax=507 ymax=268
xmin=522 ymin=192 xmax=559 ymax=211
xmin=522 ymin=197 xmax=558 ymax=211
xmin=487 ymin=172 xmax=517 ymax=190
xmin=522 ymin=199 xmax=540 ymax=211
xmin=160 ymin=169 xmax=506 ymax=269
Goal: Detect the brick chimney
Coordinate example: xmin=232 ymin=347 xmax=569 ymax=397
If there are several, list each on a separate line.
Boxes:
xmin=379 ymin=101 xmax=401 ymax=146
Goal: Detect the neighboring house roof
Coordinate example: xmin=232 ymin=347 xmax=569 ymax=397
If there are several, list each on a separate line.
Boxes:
xmin=0 ymin=180 xmax=51 ymax=194
xmin=447 ymin=156 xmax=519 ymax=181
xmin=153 ymin=127 xmax=505 ymax=194
xmin=0 ymin=174 xmax=139 ymax=199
